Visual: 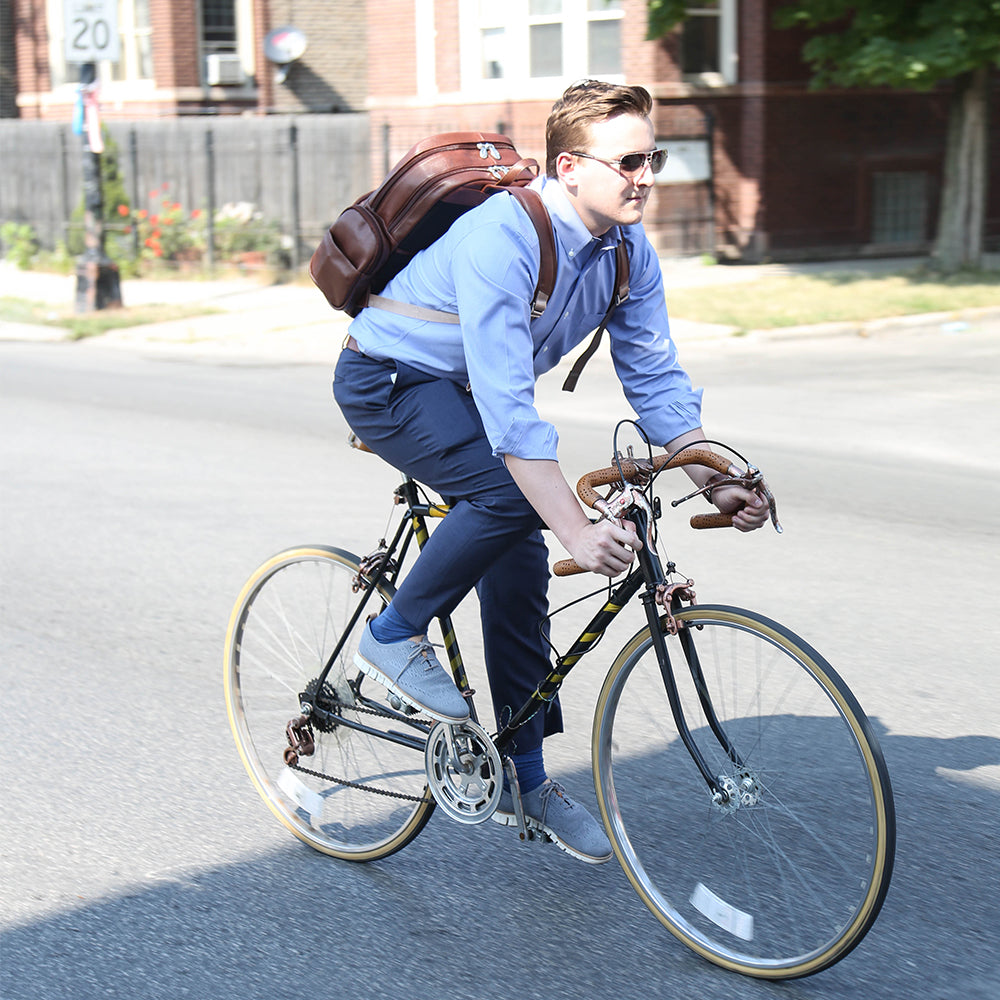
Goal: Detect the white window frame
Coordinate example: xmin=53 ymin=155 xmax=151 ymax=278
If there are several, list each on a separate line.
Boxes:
xmin=459 ymin=0 xmax=625 ymax=100
xmin=681 ymin=0 xmax=738 ymax=87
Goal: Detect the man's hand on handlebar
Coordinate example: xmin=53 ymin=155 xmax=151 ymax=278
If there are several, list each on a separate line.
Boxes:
xmin=709 ymin=482 xmax=770 ymax=532
xmin=569 ymin=517 xmax=642 ymax=577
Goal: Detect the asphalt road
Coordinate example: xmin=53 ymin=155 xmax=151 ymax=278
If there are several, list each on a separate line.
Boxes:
xmin=1 ymin=323 xmax=998 ymax=1000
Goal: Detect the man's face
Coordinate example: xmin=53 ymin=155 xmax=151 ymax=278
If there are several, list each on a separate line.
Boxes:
xmin=556 ymin=113 xmax=657 ymax=237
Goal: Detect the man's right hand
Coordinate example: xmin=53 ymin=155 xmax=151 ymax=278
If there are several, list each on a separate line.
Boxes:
xmin=570 ymin=517 xmax=642 ymax=577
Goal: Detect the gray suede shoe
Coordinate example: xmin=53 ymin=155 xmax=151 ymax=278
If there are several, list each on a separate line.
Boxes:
xmin=494 ymin=780 xmax=613 ymax=864
xmin=354 ymin=621 xmax=469 ymax=723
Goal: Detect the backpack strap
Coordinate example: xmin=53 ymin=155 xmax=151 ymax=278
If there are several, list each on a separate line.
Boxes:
xmin=507 ymin=186 xmax=556 ymax=318
xmin=561 ymin=235 xmax=631 ymax=392
xmin=367 ymin=185 xmax=558 ymax=325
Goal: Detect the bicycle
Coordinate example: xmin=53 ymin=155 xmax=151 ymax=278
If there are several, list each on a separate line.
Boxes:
xmin=223 ymin=432 xmax=895 ymax=980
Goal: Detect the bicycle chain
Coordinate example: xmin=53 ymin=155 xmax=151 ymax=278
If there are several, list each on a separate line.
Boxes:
xmin=288 ymin=700 xmax=432 ymax=803
xmin=289 ymin=761 xmax=428 ymax=803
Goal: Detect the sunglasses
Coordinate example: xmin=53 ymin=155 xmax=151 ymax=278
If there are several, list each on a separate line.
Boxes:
xmin=570 ymin=148 xmax=669 ymax=177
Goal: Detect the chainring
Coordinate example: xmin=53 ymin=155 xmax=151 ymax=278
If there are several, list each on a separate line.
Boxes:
xmin=424 ymin=719 xmax=503 ymax=824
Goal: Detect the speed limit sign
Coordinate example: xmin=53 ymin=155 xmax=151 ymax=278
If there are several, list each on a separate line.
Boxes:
xmin=64 ymin=0 xmax=121 ymax=63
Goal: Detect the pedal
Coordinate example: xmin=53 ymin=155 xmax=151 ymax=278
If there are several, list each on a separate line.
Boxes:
xmin=501 ymin=758 xmax=537 ymax=843
xmin=386 ymin=693 xmax=419 ymax=715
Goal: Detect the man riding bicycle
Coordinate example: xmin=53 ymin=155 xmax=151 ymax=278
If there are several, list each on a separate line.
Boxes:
xmin=333 ymin=80 xmax=768 ymax=864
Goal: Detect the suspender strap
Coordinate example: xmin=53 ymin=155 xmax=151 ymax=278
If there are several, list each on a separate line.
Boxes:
xmin=561 ymin=236 xmax=630 ymax=392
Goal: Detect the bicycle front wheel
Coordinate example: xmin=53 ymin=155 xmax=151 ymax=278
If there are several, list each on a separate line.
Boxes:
xmin=224 ymin=546 xmax=434 ymax=861
xmin=593 ymin=606 xmax=894 ymax=979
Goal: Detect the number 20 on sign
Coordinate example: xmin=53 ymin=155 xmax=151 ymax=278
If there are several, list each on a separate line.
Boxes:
xmin=64 ymin=0 xmax=121 ymax=63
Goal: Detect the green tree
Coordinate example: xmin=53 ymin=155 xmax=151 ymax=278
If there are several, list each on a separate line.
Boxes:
xmin=647 ymin=1 xmax=1000 ymax=270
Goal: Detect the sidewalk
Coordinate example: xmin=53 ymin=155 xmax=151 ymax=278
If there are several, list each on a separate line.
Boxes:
xmin=2 ymin=255 xmax=997 ymax=364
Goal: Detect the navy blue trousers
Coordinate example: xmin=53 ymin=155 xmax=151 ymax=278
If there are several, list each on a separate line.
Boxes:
xmin=333 ymin=348 xmax=563 ymax=751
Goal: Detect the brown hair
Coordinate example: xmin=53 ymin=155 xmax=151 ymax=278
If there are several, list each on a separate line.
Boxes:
xmin=545 ymin=79 xmax=654 ymax=177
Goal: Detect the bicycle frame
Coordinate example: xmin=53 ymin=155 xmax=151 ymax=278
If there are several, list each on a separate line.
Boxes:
xmin=307 ymin=474 xmax=743 ymax=802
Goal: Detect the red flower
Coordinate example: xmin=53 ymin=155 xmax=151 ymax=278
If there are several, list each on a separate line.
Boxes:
xmin=190 ymin=208 xmax=201 ymax=219
xmin=151 ymin=228 xmax=162 ymax=238
xmin=150 ymin=214 xmax=159 ymax=225
xmin=153 ymin=247 xmax=163 ymax=257
xmin=137 ymin=209 xmax=148 ymax=220
xmin=117 ymin=204 xmax=129 ymax=217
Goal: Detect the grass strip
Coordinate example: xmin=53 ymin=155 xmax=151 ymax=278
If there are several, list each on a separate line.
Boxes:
xmin=664 ymin=267 xmax=1000 ymax=333
xmin=0 ymin=297 xmax=220 ymax=340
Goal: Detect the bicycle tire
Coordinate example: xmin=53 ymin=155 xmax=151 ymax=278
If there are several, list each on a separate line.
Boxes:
xmin=592 ymin=605 xmax=894 ymax=979
xmin=224 ymin=545 xmax=434 ymax=861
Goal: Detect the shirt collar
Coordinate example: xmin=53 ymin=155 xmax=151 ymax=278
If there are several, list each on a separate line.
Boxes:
xmin=537 ymin=175 xmax=620 ymax=261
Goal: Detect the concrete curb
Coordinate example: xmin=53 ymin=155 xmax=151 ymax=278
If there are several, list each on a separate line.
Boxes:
xmin=745 ymin=305 xmax=1000 ymax=343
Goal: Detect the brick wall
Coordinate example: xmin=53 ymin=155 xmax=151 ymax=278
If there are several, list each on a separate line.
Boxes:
xmin=368 ymin=1 xmax=417 ymax=100
xmin=150 ymin=0 xmax=200 ymax=90
xmin=761 ymin=89 xmax=951 ymax=252
xmin=266 ymin=0 xmax=367 ymax=113
xmin=12 ymin=0 xmax=50 ymax=116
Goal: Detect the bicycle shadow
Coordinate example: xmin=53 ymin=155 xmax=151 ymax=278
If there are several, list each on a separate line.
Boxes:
xmin=1 ymin=722 xmax=996 ymax=1000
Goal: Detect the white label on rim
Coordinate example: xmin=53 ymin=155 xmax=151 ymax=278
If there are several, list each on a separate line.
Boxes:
xmin=278 ymin=768 xmax=325 ymax=829
xmin=690 ymin=882 xmax=755 ymax=941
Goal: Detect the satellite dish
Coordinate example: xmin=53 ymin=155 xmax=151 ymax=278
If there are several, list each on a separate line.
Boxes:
xmin=264 ymin=26 xmax=307 ymax=83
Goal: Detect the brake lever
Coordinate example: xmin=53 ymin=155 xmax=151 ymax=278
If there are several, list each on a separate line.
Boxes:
xmin=671 ymin=466 xmax=783 ymax=533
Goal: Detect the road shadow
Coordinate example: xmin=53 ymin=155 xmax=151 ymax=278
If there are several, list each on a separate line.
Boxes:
xmin=1 ymin=723 xmax=997 ymax=1000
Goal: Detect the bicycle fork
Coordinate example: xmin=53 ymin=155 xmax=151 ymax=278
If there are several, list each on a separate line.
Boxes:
xmin=629 ymin=504 xmax=749 ymax=808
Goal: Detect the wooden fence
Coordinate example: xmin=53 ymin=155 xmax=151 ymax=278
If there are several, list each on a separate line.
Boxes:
xmin=0 ymin=114 xmax=371 ymax=266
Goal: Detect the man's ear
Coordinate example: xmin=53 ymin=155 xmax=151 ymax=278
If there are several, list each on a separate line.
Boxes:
xmin=555 ymin=150 xmax=578 ymax=187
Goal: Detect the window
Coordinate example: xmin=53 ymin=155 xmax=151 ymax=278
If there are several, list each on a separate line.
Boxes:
xmin=111 ymin=0 xmax=153 ymax=82
xmin=872 ymin=172 xmax=928 ymax=245
xmin=202 ymin=0 xmax=238 ymax=55
xmin=201 ymin=0 xmax=255 ymax=88
xmin=463 ymin=0 xmax=623 ymax=95
xmin=680 ymin=0 xmax=737 ymax=86
xmin=47 ymin=0 xmax=154 ymax=88
xmin=529 ymin=1 xmax=564 ymax=79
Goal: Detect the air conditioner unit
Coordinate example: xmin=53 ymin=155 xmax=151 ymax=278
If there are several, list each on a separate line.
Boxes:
xmin=206 ymin=53 xmax=245 ymax=87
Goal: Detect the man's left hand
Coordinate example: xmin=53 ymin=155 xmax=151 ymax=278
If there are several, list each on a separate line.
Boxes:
xmin=710 ymin=484 xmax=770 ymax=532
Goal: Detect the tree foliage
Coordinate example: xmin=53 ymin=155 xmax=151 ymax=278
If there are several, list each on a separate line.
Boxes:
xmin=773 ymin=0 xmax=1000 ymax=90
xmin=646 ymin=0 xmax=689 ymax=41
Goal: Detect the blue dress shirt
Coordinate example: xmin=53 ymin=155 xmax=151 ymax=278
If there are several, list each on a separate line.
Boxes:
xmin=348 ymin=176 xmax=703 ymax=461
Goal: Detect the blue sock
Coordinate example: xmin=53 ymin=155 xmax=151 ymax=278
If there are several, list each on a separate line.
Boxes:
xmin=509 ymin=746 xmax=546 ymax=794
xmin=370 ymin=603 xmax=423 ymax=644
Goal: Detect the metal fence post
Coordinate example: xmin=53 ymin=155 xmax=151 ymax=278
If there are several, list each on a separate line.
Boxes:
xmin=129 ymin=127 xmax=140 ymax=260
xmin=704 ymin=108 xmax=716 ymax=257
xmin=289 ymin=122 xmax=301 ymax=269
xmin=58 ymin=126 xmax=71 ymax=248
xmin=205 ymin=129 xmax=216 ymax=272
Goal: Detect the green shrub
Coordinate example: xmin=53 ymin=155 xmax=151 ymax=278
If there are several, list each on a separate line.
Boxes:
xmin=0 ymin=222 xmax=38 ymax=269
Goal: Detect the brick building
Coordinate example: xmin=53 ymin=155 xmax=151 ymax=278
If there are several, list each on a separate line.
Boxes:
xmin=360 ymin=0 xmax=1000 ymax=259
xmin=8 ymin=0 xmax=366 ymax=119
xmin=6 ymin=0 xmax=999 ymax=259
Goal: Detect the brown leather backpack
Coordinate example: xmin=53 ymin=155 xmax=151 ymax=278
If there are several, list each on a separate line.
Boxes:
xmin=309 ymin=130 xmax=629 ymax=390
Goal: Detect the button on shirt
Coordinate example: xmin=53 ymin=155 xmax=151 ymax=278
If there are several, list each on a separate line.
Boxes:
xmin=348 ymin=176 xmax=703 ymax=461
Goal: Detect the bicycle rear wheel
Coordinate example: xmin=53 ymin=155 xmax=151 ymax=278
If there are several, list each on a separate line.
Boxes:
xmin=224 ymin=546 xmax=434 ymax=861
xmin=593 ymin=605 xmax=894 ymax=979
